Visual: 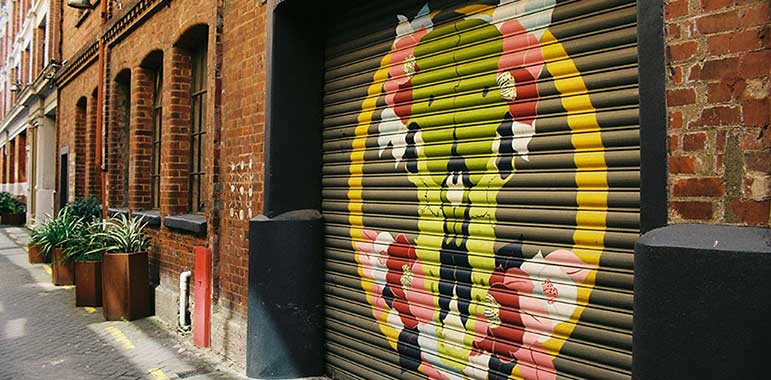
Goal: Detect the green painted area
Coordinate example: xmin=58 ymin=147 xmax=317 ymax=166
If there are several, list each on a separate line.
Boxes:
xmin=406 ymin=17 xmax=516 ymax=373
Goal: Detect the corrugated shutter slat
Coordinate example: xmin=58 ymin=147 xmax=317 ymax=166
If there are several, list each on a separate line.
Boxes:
xmin=322 ymin=1 xmax=639 ymax=379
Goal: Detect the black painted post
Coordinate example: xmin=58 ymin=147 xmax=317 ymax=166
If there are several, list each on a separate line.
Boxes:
xmin=637 ymin=0 xmax=668 ymax=233
xmin=246 ymin=210 xmax=324 ymax=379
xmin=247 ymin=1 xmax=326 ymax=378
xmin=634 ymin=224 xmax=771 ymax=380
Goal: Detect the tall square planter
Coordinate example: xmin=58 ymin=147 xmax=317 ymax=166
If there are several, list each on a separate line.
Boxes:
xmin=52 ymin=248 xmax=75 ymax=285
xmin=102 ymin=251 xmax=150 ymax=321
xmin=75 ymin=261 xmax=102 ymax=307
xmin=2 ymin=213 xmax=25 ymax=225
xmin=28 ymin=244 xmax=49 ymax=264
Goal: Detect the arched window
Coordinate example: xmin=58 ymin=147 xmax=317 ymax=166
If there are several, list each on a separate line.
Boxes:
xmin=110 ymin=69 xmax=131 ymax=208
xmin=74 ymin=96 xmax=87 ymax=198
xmin=127 ymin=50 xmax=164 ymax=211
xmin=189 ymin=43 xmax=207 ymax=213
xmin=150 ymin=61 xmax=163 ymax=209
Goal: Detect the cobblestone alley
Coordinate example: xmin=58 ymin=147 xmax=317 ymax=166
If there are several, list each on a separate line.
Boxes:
xmin=0 ymin=227 xmax=242 ymax=380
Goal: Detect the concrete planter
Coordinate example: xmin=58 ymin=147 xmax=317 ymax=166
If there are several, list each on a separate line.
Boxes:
xmin=75 ymin=261 xmax=102 ymax=307
xmin=102 ymin=251 xmax=150 ymax=321
xmin=52 ymin=248 xmax=75 ymax=286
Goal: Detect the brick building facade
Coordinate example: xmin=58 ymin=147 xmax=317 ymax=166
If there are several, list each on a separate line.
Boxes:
xmin=4 ymin=0 xmax=764 ymax=376
xmin=0 ymin=0 xmax=59 ymax=223
xmin=53 ymin=0 xmax=264 ymax=367
xmin=665 ymin=0 xmax=770 ymax=226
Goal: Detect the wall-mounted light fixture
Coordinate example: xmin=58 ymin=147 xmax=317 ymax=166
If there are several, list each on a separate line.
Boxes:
xmin=67 ymin=0 xmax=95 ymax=9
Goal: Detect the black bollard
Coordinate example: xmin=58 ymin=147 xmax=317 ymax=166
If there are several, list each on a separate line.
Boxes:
xmin=635 ymin=224 xmax=771 ymax=380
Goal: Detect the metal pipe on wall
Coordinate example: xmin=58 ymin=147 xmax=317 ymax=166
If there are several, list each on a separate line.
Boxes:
xmin=96 ymin=0 xmax=108 ymax=219
xmin=179 ymin=271 xmax=192 ymax=331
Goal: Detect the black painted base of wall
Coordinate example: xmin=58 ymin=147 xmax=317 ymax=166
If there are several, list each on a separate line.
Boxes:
xmin=246 ymin=210 xmax=324 ymax=380
xmin=635 ymin=224 xmax=771 ymax=380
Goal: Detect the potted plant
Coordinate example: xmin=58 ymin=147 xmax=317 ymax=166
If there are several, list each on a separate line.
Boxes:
xmin=27 ymin=220 xmax=51 ymax=264
xmin=0 ymin=192 xmax=26 ymax=225
xmin=64 ymin=220 xmax=109 ymax=307
xmin=39 ymin=208 xmax=82 ymax=285
xmin=100 ymin=215 xmax=151 ymax=321
xmin=66 ymin=197 xmax=102 ymax=222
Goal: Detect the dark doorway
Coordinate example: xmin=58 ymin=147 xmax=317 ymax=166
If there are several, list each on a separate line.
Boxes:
xmin=59 ymin=152 xmax=68 ymax=209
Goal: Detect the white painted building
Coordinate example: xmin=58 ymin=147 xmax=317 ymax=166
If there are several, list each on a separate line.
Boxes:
xmin=0 ymin=0 xmax=58 ymax=224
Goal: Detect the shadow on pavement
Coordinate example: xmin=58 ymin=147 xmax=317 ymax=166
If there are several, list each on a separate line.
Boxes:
xmin=0 ymin=226 xmax=240 ymax=380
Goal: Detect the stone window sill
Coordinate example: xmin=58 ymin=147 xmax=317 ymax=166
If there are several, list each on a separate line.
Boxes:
xmin=163 ymin=213 xmax=206 ymax=235
xmin=107 ymin=207 xmax=129 ymax=219
xmin=132 ymin=210 xmax=161 ymax=228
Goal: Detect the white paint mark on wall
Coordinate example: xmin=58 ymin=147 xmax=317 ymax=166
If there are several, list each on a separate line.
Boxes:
xmin=227 ymin=157 xmax=255 ymax=221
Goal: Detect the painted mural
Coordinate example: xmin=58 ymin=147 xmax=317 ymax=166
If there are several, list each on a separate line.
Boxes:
xmin=345 ymin=1 xmax=609 ymax=379
xmin=227 ymin=158 xmax=255 ymax=221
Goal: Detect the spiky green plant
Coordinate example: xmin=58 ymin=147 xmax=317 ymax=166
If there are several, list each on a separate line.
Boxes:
xmin=29 ymin=219 xmax=46 ymax=245
xmin=0 ymin=191 xmax=25 ymax=214
xmin=65 ymin=197 xmax=102 ymax=223
xmin=29 ymin=219 xmax=51 ymax=260
xmin=100 ymin=215 xmax=150 ymax=254
xmin=63 ymin=219 xmax=110 ymax=262
xmin=34 ymin=208 xmax=83 ymax=261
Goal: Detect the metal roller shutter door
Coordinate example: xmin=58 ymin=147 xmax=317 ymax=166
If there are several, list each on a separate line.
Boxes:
xmin=322 ymin=0 xmax=639 ymax=379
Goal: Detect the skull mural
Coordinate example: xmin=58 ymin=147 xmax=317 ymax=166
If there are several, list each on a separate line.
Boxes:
xmin=344 ymin=1 xmax=607 ymax=379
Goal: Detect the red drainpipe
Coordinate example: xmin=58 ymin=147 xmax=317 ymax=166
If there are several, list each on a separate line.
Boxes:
xmin=96 ymin=0 xmax=108 ymax=219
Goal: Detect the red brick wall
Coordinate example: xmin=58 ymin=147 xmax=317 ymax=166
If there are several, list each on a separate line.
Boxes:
xmin=54 ymin=0 xmax=266 ymax=366
xmin=34 ymin=25 xmax=44 ymax=79
xmin=3 ymin=144 xmax=8 ymax=184
xmin=21 ymin=48 xmax=29 ymax=84
xmin=100 ymin=1 xmax=260 ymax=363
xmin=61 ymin=5 xmax=99 ymax=61
xmin=85 ymin=90 xmax=100 ymax=199
xmin=666 ymin=0 xmax=770 ymax=226
xmin=9 ymin=136 xmax=15 ymax=183
xmin=10 ymin=67 xmax=16 ymax=105
xmin=0 ymin=147 xmax=5 ymax=183
xmin=145 ymin=229 xmax=207 ymax=293
xmin=60 ymin=6 xmax=220 ymax=324
xmin=164 ymin=47 xmax=193 ymax=215
xmin=102 ymin=0 xmax=214 ymax=294
xmin=49 ymin=0 xmax=62 ymax=62
xmin=218 ymin=0 xmax=266 ymax=315
xmin=57 ymin=63 xmax=98 ymax=204
xmin=128 ymin=66 xmax=152 ymax=210
xmin=73 ymin=97 xmax=87 ymax=199
xmin=17 ymin=131 xmax=25 ymax=183
xmin=107 ymin=71 xmax=131 ymax=208
xmin=11 ymin=1 xmax=17 ymax=43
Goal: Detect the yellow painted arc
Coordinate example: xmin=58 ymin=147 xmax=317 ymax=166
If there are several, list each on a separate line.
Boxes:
xmin=535 ymin=30 xmax=609 ymax=364
xmin=344 ymin=20 xmax=612 ymax=380
xmin=348 ymin=52 xmax=400 ymax=350
xmin=456 ymin=4 xmax=496 ymax=17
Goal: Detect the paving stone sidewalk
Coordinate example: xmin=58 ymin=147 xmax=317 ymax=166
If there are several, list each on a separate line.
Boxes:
xmin=0 ymin=226 xmax=244 ymax=380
